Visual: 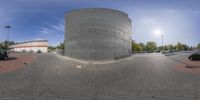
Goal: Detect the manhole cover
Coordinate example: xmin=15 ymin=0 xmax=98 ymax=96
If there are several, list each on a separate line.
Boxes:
xmin=76 ymin=65 xmax=82 ymax=69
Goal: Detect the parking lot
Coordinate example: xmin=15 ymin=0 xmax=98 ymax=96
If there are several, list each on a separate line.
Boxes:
xmin=0 ymin=52 xmax=200 ymax=100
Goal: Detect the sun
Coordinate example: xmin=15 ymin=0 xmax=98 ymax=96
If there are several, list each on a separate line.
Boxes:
xmin=154 ymin=29 xmax=162 ymax=36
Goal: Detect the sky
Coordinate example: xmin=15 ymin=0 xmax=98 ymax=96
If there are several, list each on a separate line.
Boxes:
xmin=0 ymin=0 xmax=199 ymax=46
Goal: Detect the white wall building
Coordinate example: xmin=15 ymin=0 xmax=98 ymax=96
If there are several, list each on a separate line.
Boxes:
xmin=9 ymin=40 xmax=48 ymax=52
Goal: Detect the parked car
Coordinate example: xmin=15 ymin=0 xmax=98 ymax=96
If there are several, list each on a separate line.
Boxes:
xmin=0 ymin=50 xmax=8 ymax=60
xmin=188 ymin=51 xmax=200 ymax=61
xmin=28 ymin=50 xmax=34 ymax=53
xmin=22 ymin=49 xmax=27 ymax=53
xmin=37 ymin=50 xmax=42 ymax=53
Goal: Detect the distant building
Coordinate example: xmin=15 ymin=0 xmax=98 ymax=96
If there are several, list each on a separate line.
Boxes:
xmin=9 ymin=40 xmax=48 ymax=52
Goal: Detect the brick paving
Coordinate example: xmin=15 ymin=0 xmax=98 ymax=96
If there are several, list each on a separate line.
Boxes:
xmin=0 ymin=53 xmax=37 ymax=73
xmin=175 ymin=57 xmax=200 ymax=74
xmin=0 ymin=53 xmax=200 ymax=100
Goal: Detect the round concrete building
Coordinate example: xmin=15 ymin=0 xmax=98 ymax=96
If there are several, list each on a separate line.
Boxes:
xmin=65 ymin=8 xmax=132 ymax=60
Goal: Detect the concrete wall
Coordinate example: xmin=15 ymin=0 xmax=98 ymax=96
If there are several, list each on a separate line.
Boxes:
xmin=65 ymin=8 xmax=132 ymax=60
xmin=55 ymin=49 xmax=65 ymax=56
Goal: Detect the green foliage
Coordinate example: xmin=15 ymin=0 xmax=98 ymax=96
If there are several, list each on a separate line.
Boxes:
xmin=139 ymin=43 xmax=146 ymax=51
xmin=175 ymin=42 xmax=183 ymax=51
xmin=157 ymin=46 xmax=162 ymax=51
xmin=132 ymin=41 xmax=144 ymax=52
xmin=131 ymin=41 xmax=193 ymax=53
xmin=197 ymin=43 xmax=200 ymax=49
xmin=0 ymin=41 xmax=15 ymax=49
xmin=132 ymin=41 xmax=158 ymax=52
xmin=166 ymin=45 xmax=174 ymax=51
xmin=175 ymin=42 xmax=189 ymax=51
xmin=146 ymin=41 xmax=157 ymax=52
xmin=48 ymin=46 xmax=57 ymax=52
xmin=57 ymin=42 xmax=64 ymax=49
xmin=48 ymin=41 xmax=65 ymax=52
xmin=135 ymin=44 xmax=142 ymax=51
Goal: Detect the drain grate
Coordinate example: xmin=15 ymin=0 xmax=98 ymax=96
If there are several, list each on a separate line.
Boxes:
xmin=76 ymin=65 xmax=82 ymax=69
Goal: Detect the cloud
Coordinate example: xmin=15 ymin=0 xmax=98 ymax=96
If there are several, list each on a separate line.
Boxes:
xmin=39 ymin=27 xmax=54 ymax=35
xmin=38 ymin=18 xmax=64 ymax=46
xmin=39 ymin=18 xmax=64 ymax=36
xmin=45 ymin=21 xmax=64 ymax=32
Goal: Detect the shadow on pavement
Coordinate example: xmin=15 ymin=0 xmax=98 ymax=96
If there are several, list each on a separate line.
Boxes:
xmin=0 ymin=57 xmax=18 ymax=61
xmin=185 ymin=65 xmax=200 ymax=69
xmin=6 ymin=57 xmax=18 ymax=61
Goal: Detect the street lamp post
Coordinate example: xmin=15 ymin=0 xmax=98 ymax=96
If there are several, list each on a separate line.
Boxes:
xmin=161 ymin=33 xmax=164 ymax=50
xmin=4 ymin=25 xmax=11 ymax=49
xmin=154 ymin=29 xmax=164 ymax=51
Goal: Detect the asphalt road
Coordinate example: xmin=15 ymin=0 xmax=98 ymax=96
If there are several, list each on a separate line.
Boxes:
xmin=0 ymin=53 xmax=200 ymax=100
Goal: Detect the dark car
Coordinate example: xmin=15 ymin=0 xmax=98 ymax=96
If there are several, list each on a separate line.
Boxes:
xmin=188 ymin=51 xmax=200 ymax=61
xmin=0 ymin=50 xmax=8 ymax=60
xmin=37 ymin=50 xmax=42 ymax=53
xmin=28 ymin=50 xmax=34 ymax=53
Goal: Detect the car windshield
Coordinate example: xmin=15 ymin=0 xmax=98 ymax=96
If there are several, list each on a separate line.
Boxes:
xmin=0 ymin=0 xmax=200 ymax=100
xmin=0 ymin=49 xmax=6 ymax=51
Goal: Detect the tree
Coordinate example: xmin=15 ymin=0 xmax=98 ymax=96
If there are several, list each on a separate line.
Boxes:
xmin=146 ymin=41 xmax=157 ymax=52
xmin=175 ymin=42 xmax=183 ymax=51
xmin=131 ymin=41 xmax=193 ymax=52
xmin=0 ymin=43 xmax=4 ymax=49
xmin=197 ymin=43 xmax=200 ymax=50
xmin=0 ymin=41 xmax=15 ymax=49
xmin=163 ymin=45 xmax=168 ymax=51
xmin=182 ymin=44 xmax=189 ymax=50
xmin=48 ymin=46 xmax=56 ymax=51
xmin=175 ymin=42 xmax=190 ymax=51
xmin=166 ymin=44 xmax=174 ymax=51
xmin=139 ymin=43 xmax=146 ymax=51
xmin=157 ymin=46 xmax=162 ymax=51
xmin=132 ymin=41 xmax=142 ymax=52
xmin=135 ymin=45 xmax=142 ymax=51
xmin=57 ymin=42 xmax=64 ymax=49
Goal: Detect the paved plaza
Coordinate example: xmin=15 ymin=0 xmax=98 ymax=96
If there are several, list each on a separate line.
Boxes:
xmin=0 ymin=53 xmax=200 ymax=100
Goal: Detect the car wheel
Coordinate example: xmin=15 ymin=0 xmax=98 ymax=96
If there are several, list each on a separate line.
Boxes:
xmin=4 ymin=57 xmax=8 ymax=60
